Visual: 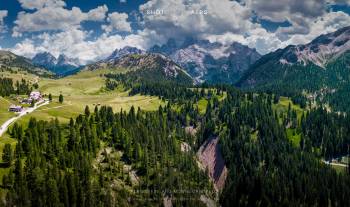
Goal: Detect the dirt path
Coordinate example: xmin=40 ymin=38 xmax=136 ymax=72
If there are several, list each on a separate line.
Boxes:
xmin=0 ymin=100 xmax=49 ymax=137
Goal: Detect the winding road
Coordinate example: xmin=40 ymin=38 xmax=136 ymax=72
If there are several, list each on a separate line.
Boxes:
xmin=0 ymin=100 xmax=49 ymax=137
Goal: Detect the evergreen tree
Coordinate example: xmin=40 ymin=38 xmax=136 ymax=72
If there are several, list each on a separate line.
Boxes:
xmin=85 ymin=105 xmax=90 ymax=117
xmin=59 ymin=94 xmax=64 ymax=103
xmin=2 ymin=144 xmax=12 ymax=164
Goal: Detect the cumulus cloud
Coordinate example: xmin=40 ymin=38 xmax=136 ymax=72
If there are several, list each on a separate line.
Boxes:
xmin=283 ymin=11 xmax=350 ymax=45
xmin=140 ymin=0 xmax=252 ymax=43
xmin=102 ymin=12 xmax=132 ymax=33
xmin=137 ymin=0 xmax=350 ymax=54
xmin=0 ymin=10 xmax=8 ymax=33
xmin=247 ymin=0 xmax=327 ymax=22
xmin=87 ymin=5 xmax=109 ymax=21
xmin=11 ymin=28 xmax=146 ymax=64
xmin=246 ymin=0 xmax=350 ymax=40
xmin=246 ymin=0 xmax=328 ymax=40
xmin=13 ymin=2 xmax=108 ymax=37
xmin=205 ymin=27 xmax=285 ymax=54
xmin=18 ymin=0 xmax=66 ymax=10
xmin=6 ymin=0 xmax=350 ymax=62
xmin=10 ymin=39 xmax=39 ymax=57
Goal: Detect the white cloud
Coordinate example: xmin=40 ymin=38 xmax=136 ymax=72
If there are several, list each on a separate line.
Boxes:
xmin=283 ymin=11 xmax=350 ymax=46
xmin=6 ymin=0 xmax=350 ymax=62
xmin=137 ymin=0 xmax=312 ymax=54
xmin=247 ymin=0 xmax=350 ymax=40
xmin=205 ymin=27 xmax=285 ymax=54
xmin=0 ymin=10 xmax=8 ymax=33
xmin=247 ymin=0 xmax=327 ymax=22
xmin=13 ymin=2 xmax=108 ymax=37
xmin=140 ymin=0 xmax=252 ymax=42
xmin=10 ymin=28 xmax=146 ymax=64
xmin=88 ymin=5 xmax=109 ymax=21
xmin=18 ymin=0 xmax=66 ymax=10
xmin=102 ymin=12 xmax=132 ymax=33
xmin=10 ymin=39 xmax=39 ymax=58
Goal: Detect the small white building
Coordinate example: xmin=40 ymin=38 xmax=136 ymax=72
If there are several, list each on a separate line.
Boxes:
xmin=30 ymin=91 xmax=42 ymax=101
xmin=9 ymin=105 xmax=23 ymax=112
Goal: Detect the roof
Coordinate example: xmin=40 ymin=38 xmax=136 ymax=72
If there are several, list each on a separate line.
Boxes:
xmin=30 ymin=91 xmax=41 ymax=95
xmin=9 ymin=105 xmax=22 ymax=109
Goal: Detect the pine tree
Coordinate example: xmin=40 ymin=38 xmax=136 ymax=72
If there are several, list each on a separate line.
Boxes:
xmin=31 ymin=99 xmax=35 ymax=107
xmin=2 ymin=144 xmax=12 ymax=164
xmin=46 ymin=178 xmax=60 ymax=207
xmin=85 ymin=105 xmax=90 ymax=117
xmin=59 ymin=94 xmax=64 ymax=103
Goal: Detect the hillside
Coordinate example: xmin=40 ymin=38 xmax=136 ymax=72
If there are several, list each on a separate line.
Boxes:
xmin=1 ymin=56 xmax=350 ymax=207
xmin=237 ymin=26 xmax=350 ymax=111
xmin=86 ymin=53 xmax=193 ymax=85
xmin=0 ymin=50 xmax=52 ymax=77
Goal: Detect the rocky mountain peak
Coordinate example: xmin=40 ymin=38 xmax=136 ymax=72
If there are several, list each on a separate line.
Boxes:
xmin=107 ymin=46 xmax=145 ymax=61
xmin=280 ymin=26 xmax=350 ymax=67
xmin=32 ymin=52 xmax=57 ymax=66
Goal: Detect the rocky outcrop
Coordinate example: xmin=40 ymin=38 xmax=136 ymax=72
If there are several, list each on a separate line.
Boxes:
xmin=197 ymin=137 xmax=227 ymax=192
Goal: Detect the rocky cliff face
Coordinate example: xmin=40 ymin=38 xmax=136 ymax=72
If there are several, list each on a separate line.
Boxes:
xmin=150 ymin=38 xmax=261 ymax=84
xmin=279 ymin=26 xmax=350 ymax=68
xmin=106 ymin=46 xmax=145 ymax=62
xmin=197 ymin=137 xmax=228 ymax=192
xmin=32 ymin=52 xmax=80 ymax=75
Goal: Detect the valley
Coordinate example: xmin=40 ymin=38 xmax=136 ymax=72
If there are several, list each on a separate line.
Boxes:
xmin=0 ymin=25 xmax=350 ymax=207
xmin=1 ymin=0 xmax=350 ymax=206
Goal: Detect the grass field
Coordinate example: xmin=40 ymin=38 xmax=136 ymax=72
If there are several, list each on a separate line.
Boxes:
xmin=0 ymin=68 xmax=165 ymax=194
xmin=273 ymin=96 xmax=306 ymax=147
xmin=274 ymin=96 xmax=305 ymax=121
xmin=331 ymin=165 xmax=347 ymax=174
xmin=0 ymin=97 xmax=17 ymax=126
xmin=286 ymin=128 xmax=301 ymax=147
xmin=195 ymin=91 xmax=227 ymax=115
xmin=12 ymin=69 xmax=165 ymax=126
xmin=0 ymin=68 xmax=39 ymax=84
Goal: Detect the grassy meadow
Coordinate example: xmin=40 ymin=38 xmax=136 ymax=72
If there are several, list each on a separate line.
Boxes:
xmin=1 ymin=68 xmax=165 ymax=135
xmin=273 ymin=96 xmax=306 ymax=147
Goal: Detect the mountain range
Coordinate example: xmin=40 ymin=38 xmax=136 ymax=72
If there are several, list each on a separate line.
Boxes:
xmin=237 ymin=26 xmax=350 ymax=111
xmin=86 ymin=53 xmax=193 ymax=85
xmin=106 ymin=46 xmax=145 ymax=61
xmin=32 ymin=52 xmax=81 ymax=75
xmin=2 ymin=26 xmax=350 ymax=102
xmin=82 ymin=38 xmax=261 ymax=84
xmin=150 ymin=38 xmax=261 ymax=84
xmin=0 ymin=50 xmax=53 ymax=76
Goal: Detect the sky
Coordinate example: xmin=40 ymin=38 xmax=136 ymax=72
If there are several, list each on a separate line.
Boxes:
xmin=0 ymin=0 xmax=349 ymax=64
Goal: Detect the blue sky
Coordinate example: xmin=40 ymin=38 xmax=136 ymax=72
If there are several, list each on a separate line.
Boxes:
xmin=0 ymin=0 xmax=349 ymax=64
